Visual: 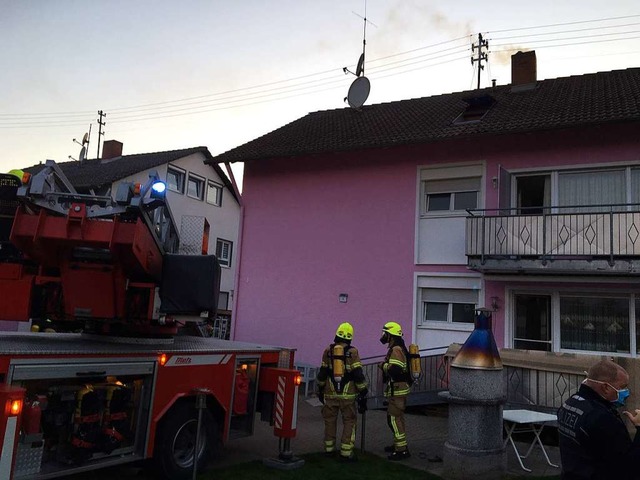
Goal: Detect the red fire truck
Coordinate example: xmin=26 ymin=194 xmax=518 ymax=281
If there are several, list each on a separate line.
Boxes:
xmin=0 ymin=163 xmax=301 ymax=480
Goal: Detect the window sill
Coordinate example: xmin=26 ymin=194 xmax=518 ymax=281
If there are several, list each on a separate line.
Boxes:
xmin=420 ymin=211 xmax=469 ymax=219
xmin=419 ymin=322 xmax=474 ymax=332
xmin=187 ymin=195 xmax=204 ymax=201
xmin=168 ymin=188 xmax=184 ymax=195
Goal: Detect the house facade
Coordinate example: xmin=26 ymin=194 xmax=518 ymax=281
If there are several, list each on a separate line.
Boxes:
xmin=210 ymin=52 xmax=640 ymax=367
xmin=1 ymin=146 xmax=240 ymax=336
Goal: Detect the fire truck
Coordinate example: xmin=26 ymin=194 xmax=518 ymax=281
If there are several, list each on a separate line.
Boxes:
xmin=0 ymin=162 xmax=301 ymax=480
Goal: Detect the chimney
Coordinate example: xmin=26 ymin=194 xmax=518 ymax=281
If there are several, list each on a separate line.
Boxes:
xmin=511 ymin=50 xmax=537 ymax=92
xmin=102 ymin=140 xmax=123 ymax=160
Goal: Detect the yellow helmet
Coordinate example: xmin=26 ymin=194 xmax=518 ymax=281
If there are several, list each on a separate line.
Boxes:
xmin=382 ymin=321 xmax=403 ymax=337
xmin=335 ymin=322 xmax=354 ymax=341
xmin=8 ymin=169 xmax=25 ymax=182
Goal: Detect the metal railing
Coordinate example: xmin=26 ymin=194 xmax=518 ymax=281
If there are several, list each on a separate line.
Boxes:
xmin=466 ymin=204 xmax=640 ymax=267
xmin=361 ymin=348 xmax=450 ymax=408
xmin=503 ymin=365 xmax=583 ymax=414
xmin=359 ymin=348 xmax=584 ymax=413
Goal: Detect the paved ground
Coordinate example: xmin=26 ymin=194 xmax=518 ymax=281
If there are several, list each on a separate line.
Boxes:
xmin=215 ymin=396 xmax=561 ymax=478
xmin=68 ymin=395 xmax=561 ymax=479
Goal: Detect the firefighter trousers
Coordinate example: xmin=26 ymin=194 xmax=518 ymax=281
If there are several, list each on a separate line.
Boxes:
xmin=386 ymin=395 xmax=408 ymax=452
xmin=321 ymin=397 xmax=357 ymax=458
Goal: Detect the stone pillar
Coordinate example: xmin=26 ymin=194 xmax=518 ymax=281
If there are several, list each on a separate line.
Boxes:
xmin=440 ymin=309 xmax=506 ymax=479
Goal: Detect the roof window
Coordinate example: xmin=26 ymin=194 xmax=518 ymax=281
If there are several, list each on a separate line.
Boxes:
xmin=453 ymin=94 xmax=496 ymax=124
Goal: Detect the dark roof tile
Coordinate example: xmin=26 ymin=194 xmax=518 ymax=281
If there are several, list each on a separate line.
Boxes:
xmin=209 ymin=68 xmax=640 ymax=164
xmin=25 ymin=146 xmax=239 ymax=203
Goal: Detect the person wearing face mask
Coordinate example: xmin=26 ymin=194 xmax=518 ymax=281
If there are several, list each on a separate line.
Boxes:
xmin=557 ymin=359 xmax=640 ymax=479
xmin=379 ymin=321 xmax=411 ymax=461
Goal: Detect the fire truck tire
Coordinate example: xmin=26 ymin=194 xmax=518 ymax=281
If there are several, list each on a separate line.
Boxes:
xmin=153 ymin=404 xmax=218 ymax=480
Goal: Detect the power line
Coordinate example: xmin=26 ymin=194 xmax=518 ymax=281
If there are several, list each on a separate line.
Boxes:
xmin=2 ymin=15 xmax=640 ymax=128
xmin=488 ymin=13 xmax=640 ymax=34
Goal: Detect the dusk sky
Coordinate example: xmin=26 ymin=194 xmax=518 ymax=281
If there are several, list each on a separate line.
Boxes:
xmin=1 ymin=1 xmax=639 ymax=185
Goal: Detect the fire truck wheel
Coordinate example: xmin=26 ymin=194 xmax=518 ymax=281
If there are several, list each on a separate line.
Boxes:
xmin=153 ymin=404 xmax=218 ymax=480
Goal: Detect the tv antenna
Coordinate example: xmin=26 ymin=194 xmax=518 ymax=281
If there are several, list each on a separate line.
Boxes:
xmin=72 ymin=125 xmax=91 ymax=163
xmin=343 ymin=0 xmax=376 ymax=109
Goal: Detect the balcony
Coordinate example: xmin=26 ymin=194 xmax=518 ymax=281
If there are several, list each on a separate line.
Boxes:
xmin=466 ymin=204 xmax=640 ymax=274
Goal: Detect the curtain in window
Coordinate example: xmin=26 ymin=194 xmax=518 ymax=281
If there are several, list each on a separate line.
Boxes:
xmin=558 ymin=170 xmax=625 ymax=212
xmin=560 ymin=296 xmax=629 ymax=353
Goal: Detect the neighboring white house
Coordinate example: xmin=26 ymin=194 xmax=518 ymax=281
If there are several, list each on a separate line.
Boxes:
xmin=17 ymin=143 xmax=241 ymax=337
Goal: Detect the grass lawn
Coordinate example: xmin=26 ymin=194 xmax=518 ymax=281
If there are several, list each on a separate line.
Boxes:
xmin=205 ymin=452 xmax=561 ymax=480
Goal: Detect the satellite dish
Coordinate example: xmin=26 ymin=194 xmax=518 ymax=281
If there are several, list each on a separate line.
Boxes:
xmin=347 ymin=76 xmax=370 ymax=109
xmin=81 ymin=132 xmax=89 ymax=145
xmin=78 ymin=146 xmax=86 ymax=162
xmin=356 ymin=53 xmax=365 ymax=77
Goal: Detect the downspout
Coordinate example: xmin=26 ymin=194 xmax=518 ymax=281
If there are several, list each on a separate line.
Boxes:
xmin=224 ymin=162 xmax=243 ymax=341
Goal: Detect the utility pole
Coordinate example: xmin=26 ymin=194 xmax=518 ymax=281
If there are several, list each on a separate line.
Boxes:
xmin=471 ymin=33 xmax=489 ymax=89
xmin=96 ymin=110 xmax=106 ymax=159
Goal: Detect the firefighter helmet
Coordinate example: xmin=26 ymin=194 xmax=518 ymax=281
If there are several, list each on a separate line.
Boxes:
xmin=335 ymin=322 xmax=354 ymax=341
xmin=382 ymin=321 xmax=403 ymax=337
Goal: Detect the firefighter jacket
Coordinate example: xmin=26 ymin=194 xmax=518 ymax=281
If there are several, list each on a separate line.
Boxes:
xmin=316 ymin=342 xmax=368 ymax=400
xmin=557 ymin=384 xmax=640 ymax=480
xmin=381 ymin=345 xmax=410 ymax=397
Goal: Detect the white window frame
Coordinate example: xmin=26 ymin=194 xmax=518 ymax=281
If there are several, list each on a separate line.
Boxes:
xmin=507 ymin=287 xmax=639 ymax=357
xmin=167 ymin=165 xmax=185 ymax=194
xmin=187 ymin=173 xmax=205 ymax=201
xmin=416 ymin=274 xmax=481 ymax=332
xmin=419 ymin=163 xmax=484 ymax=219
xmin=206 ymin=181 xmax=223 ymax=206
xmin=216 ymin=238 xmax=233 ymax=268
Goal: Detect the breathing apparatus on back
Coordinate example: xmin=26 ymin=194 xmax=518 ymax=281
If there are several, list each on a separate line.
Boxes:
xmin=330 ymin=322 xmax=353 ymax=392
xmin=380 ymin=321 xmax=422 ymax=384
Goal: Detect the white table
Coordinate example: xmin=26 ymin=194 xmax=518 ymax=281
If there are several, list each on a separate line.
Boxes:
xmin=503 ymin=409 xmax=559 ymax=472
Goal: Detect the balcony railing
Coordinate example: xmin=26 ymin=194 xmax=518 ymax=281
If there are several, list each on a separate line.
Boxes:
xmin=466 ymin=204 xmax=640 ymax=273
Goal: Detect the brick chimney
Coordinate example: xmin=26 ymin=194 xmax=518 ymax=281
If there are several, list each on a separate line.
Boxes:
xmin=102 ymin=140 xmax=123 ymax=160
xmin=511 ymin=50 xmax=537 ymax=92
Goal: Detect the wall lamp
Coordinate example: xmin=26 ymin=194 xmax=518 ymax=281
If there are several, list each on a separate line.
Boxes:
xmin=338 ymin=293 xmax=348 ymax=304
xmin=490 ymin=296 xmax=500 ymax=312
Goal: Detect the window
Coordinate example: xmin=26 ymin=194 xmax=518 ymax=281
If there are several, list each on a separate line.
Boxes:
xmin=509 ymin=291 xmax=638 ymax=355
xmin=516 ymin=175 xmax=550 ymax=215
xmin=218 ymin=291 xmax=229 ymax=311
xmin=453 ymin=94 xmax=496 ymax=124
xmin=424 ymin=177 xmax=480 ymax=213
xmin=420 ymin=288 xmax=476 ymax=325
xmin=216 ymin=239 xmax=233 ymax=267
xmin=558 ymin=169 xmax=625 ymax=212
xmin=167 ymin=166 xmax=185 ymax=194
xmin=560 ymin=295 xmax=629 ymax=353
xmin=207 ymin=181 xmax=223 ymax=206
xmin=513 ymin=294 xmax=551 ymax=351
xmin=187 ymin=174 xmax=205 ymax=200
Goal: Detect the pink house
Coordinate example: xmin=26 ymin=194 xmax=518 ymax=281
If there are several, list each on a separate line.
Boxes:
xmin=210 ymin=52 xmax=640 ymax=367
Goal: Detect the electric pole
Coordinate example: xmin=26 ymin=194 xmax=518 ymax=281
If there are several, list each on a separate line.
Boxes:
xmin=471 ymin=33 xmax=489 ymax=89
xmin=96 ymin=110 xmax=106 ymax=159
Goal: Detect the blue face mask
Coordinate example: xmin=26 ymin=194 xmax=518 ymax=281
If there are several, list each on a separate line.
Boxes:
xmin=612 ymin=386 xmax=631 ymax=407
xmin=586 ymin=378 xmax=630 ymax=406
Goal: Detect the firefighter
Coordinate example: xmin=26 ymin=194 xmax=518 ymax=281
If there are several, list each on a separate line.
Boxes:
xmin=316 ymin=322 xmax=368 ymax=461
xmin=379 ymin=321 xmax=411 ymax=460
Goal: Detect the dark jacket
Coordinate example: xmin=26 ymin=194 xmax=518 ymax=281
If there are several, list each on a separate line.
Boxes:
xmin=557 ymin=384 xmax=640 ymax=480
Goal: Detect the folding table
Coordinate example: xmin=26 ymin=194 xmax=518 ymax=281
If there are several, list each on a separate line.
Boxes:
xmin=503 ymin=409 xmax=559 ymax=472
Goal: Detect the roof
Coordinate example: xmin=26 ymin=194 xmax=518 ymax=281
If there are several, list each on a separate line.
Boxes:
xmin=25 ymin=146 xmax=240 ymax=204
xmin=209 ymin=67 xmax=640 ymax=164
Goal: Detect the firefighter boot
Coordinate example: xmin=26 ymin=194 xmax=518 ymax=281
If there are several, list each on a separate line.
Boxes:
xmin=388 ymin=449 xmax=411 ymax=461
